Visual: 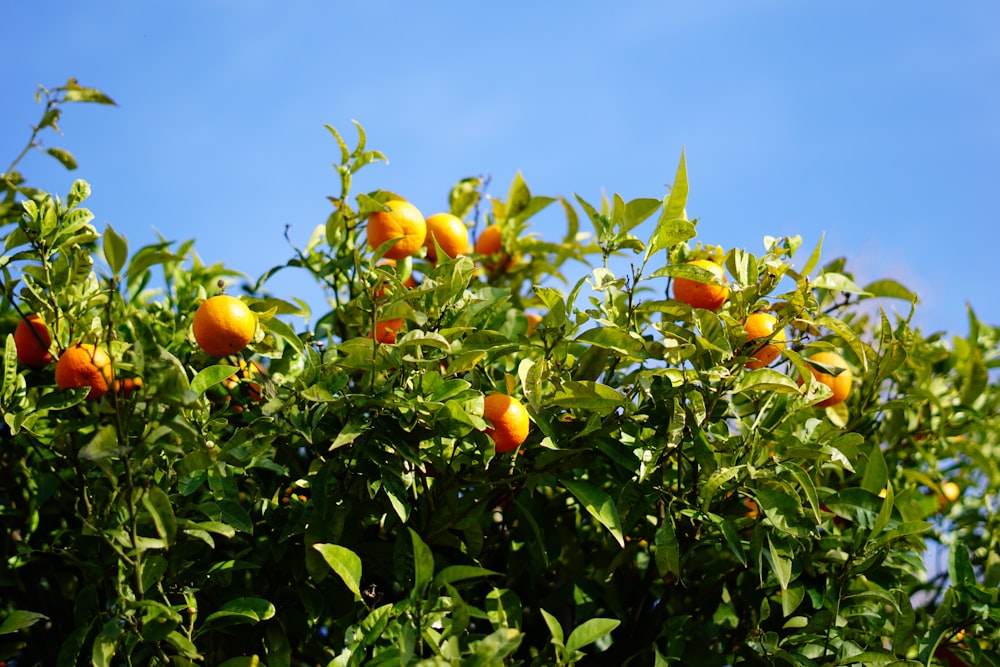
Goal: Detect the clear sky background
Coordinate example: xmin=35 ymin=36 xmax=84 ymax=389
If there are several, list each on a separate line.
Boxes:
xmin=3 ymin=1 xmax=998 ymax=335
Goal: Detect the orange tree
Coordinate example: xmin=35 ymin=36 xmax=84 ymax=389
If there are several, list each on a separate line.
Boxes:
xmin=1 ymin=82 xmax=999 ymax=666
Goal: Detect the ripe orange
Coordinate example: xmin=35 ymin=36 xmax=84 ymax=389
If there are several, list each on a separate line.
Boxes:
xmin=743 ymin=497 xmax=760 ymax=520
xmin=482 ymin=393 xmax=530 ymax=454
xmin=367 ymin=200 xmax=427 ymax=260
xmin=743 ymin=312 xmax=786 ymax=369
xmin=14 ymin=314 xmax=54 ymax=368
xmin=805 ymin=351 xmax=853 ymax=407
xmin=941 ymin=481 xmax=960 ymax=504
xmin=114 ymin=376 xmax=143 ymax=398
xmin=371 ymin=318 xmax=404 ymax=344
xmin=474 ymin=224 xmax=518 ymax=272
xmin=424 ymin=213 xmax=469 ymax=262
xmin=192 ymin=295 xmax=257 ymax=357
xmin=55 ymin=343 xmax=114 ymax=400
xmin=672 ymin=259 xmax=729 ymax=311
xmin=525 ymin=312 xmax=543 ymax=336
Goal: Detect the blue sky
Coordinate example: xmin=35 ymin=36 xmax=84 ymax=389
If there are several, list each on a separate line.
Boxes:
xmin=3 ymin=1 xmax=998 ymax=334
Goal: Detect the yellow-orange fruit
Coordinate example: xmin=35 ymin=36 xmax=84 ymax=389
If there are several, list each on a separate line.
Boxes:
xmin=367 ymin=200 xmax=427 ymax=260
xmin=424 ymin=213 xmax=469 ymax=262
xmin=193 ymin=295 xmax=257 ymax=357
xmin=55 ymin=343 xmax=114 ymax=400
xmin=14 ymin=314 xmax=54 ymax=368
xmin=805 ymin=351 xmax=853 ymax=407
xmin=743 ymin=312 xmax=787 ymax=369
xmin=482 ymin=393 xmax=530 ymax=454
xmin=371 ymin=318 xmax=404 ymax=344
xmin=672 ymin=259 xmax=729 ymax=311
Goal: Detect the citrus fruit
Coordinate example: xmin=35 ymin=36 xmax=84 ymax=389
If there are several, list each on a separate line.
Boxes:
xmin=525 ymin=312 xmax=543 ymax=336
xmin=805 ymin=350 xmax=853 ymax=407
xmin=55 ymin=343 xmax=114 ymax=400
xmin=424 ymin=213 xmax=468 ymax=262
xmin=367 ymin=199 xmax=427 ymax=260
xmin=941 ymin=481 xmax=960 ymax=504
xmin=14 ymin=314 xmax=54 ymax=368
xmin=113 ymin=376 xmax=143 ymax=398
xmin=482 ymin=393 xmax=530 ymax=453
xmin=743 ymin=497 xmax=760 ymax=520
xmin=192 ymin=295 xmax=257 ymax=357
xmin=475 ymin=224 xmax=517 ymax=272
xmin=672 ymin=259 xmax=728 ymax=311
xmin=743 ymin=312 xmax=786 ymax=369
xmin=371 ymin=318 xmax=404 ymax=344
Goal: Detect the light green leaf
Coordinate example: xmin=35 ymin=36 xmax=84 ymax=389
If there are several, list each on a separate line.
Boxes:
xmin=203 ymin=597 xmax=276 ymax=629
xmin=733 ymin=369 xmax=800 ymax=394
xmin=574 ymin=327 xmax=645 ymax=358
xmin=0 ymin=610 xmax=49 ymax=635
xmin=551 ymin=380 xmax=626 ymax=415
xmin=409 ymin=528 xmax=435 ymax=595
xmin=103 ymin=223 xmax=128 ymax=275
xmin=142 ymin=486 xmax=177 ymax=546
xmin=313 ymin=544 xmax=363 ymax=600
xmin=190 ymin=365 xmax=238 ymax=396
xmin=566 ymin=618 xmax=621 ymax=654
xmin=561 ymin=478 xmax=624 ymax=547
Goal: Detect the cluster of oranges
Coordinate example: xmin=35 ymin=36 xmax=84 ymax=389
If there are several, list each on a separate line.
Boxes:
xmin=13 ymin=293 xmax=258 ymax=403
xmin=365 ymin=198 xmax=530 ymax=452
xmin=671 ymin=257 xmax=852 ymax=407
xmin=12 ymin=199 xmax=535 ymax=455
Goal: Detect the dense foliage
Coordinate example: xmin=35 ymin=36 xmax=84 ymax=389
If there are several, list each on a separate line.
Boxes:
xmin=2 ymin=80 xmax=999 ymax=666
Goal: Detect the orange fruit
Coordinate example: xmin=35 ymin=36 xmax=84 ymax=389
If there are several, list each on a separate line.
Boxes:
xmin=941 ymin=481 xmax=960 ymax=504
xmin=804 ymin=351 xmax=853 ymax=407
xmin=525 ymin=312 xmax=543 ymax=336
xmin=14 ymin=314 xmax=54 ymax=368
xmin=192 ymin=295 xmax=257 ymax=357
xmin=424 ymin=213 xmax=469 ymax=262
xmin=743 ymin=312 xmax=786 ymax=369
xmin=371 ymin=318 xmax=404 ymax=344
xmin=474 ymin=224 xmax=518 ymax=272
xmin=367 ymin=200 xmax=427 ymax=260
xmin=743 ymin=497 xmax=760 ymax=520
xmin=113 ymin=376 xmax=143 ymax=398
xmin=482 ymin=393 xmax=530 ymax=454
xmin=55 ymin=343 xmax=114 ymax=400
xmin=672 ymin=259 xmax=728 ymax=311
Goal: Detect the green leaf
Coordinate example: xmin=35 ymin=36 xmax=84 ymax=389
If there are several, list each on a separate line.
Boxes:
xmin=202 ymin=597 xmax=276 ymax=629
xmin=142 ymin=486 xmax=177 ymax=546
xmin=619 ymin=197 xmax=661 ymax=233
xmin=663 ymin=150 xmax=689 ymax=221
xmin=506 ymin=171 xmax=531 ymax=219
xmin=45 ymin=146 xmax=78 ymax=170
xmin=574 ymin=326 xmax=645 ymax=359
xmin=432 ymin=565 xmax=499 ymax=589
xmin=948 ymin=544 xmax=975 ymax=588
xmin=800 ymin=233 xmax=824 ymax=277
xmin=561 ymin=477 xmax=625 ymax=547
xmin=63 ymin=84 xmax=117 ymax=105
xmin=863 ymin=278 xmax=916 ymax=301
xmin=313 ymin=544 xmax=363 ymax=600
xmin=645 ymin=216 xmax=697 ymax=261
xmin=550 ymin=381 xmax=626 ymax=415
xmin=861 ymin=444 xmax=889 ymax=495
xmin=0 ymin=610 xmax=49 ymax=635
xmin=409 ymin=528 xmax=435 ymax=595
xmin=733 ymin=368 xmax=800 ymax=394
xmin=812 ymin=272 xmax=871 ymax=296
xmin=261 ymin=315 xmax=304 ymax=354
xmin=566 ymin=618 xmax=621 ymax=654
xmin=766 ymin=535 xmax=794 ymax=590
xmin=191 ymin=365 xmax=238 ymax=396
xmin=540 ymin=608 xmax=564 ymax=647
xmin=654 ymin=518 xmax=681 ymax=581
